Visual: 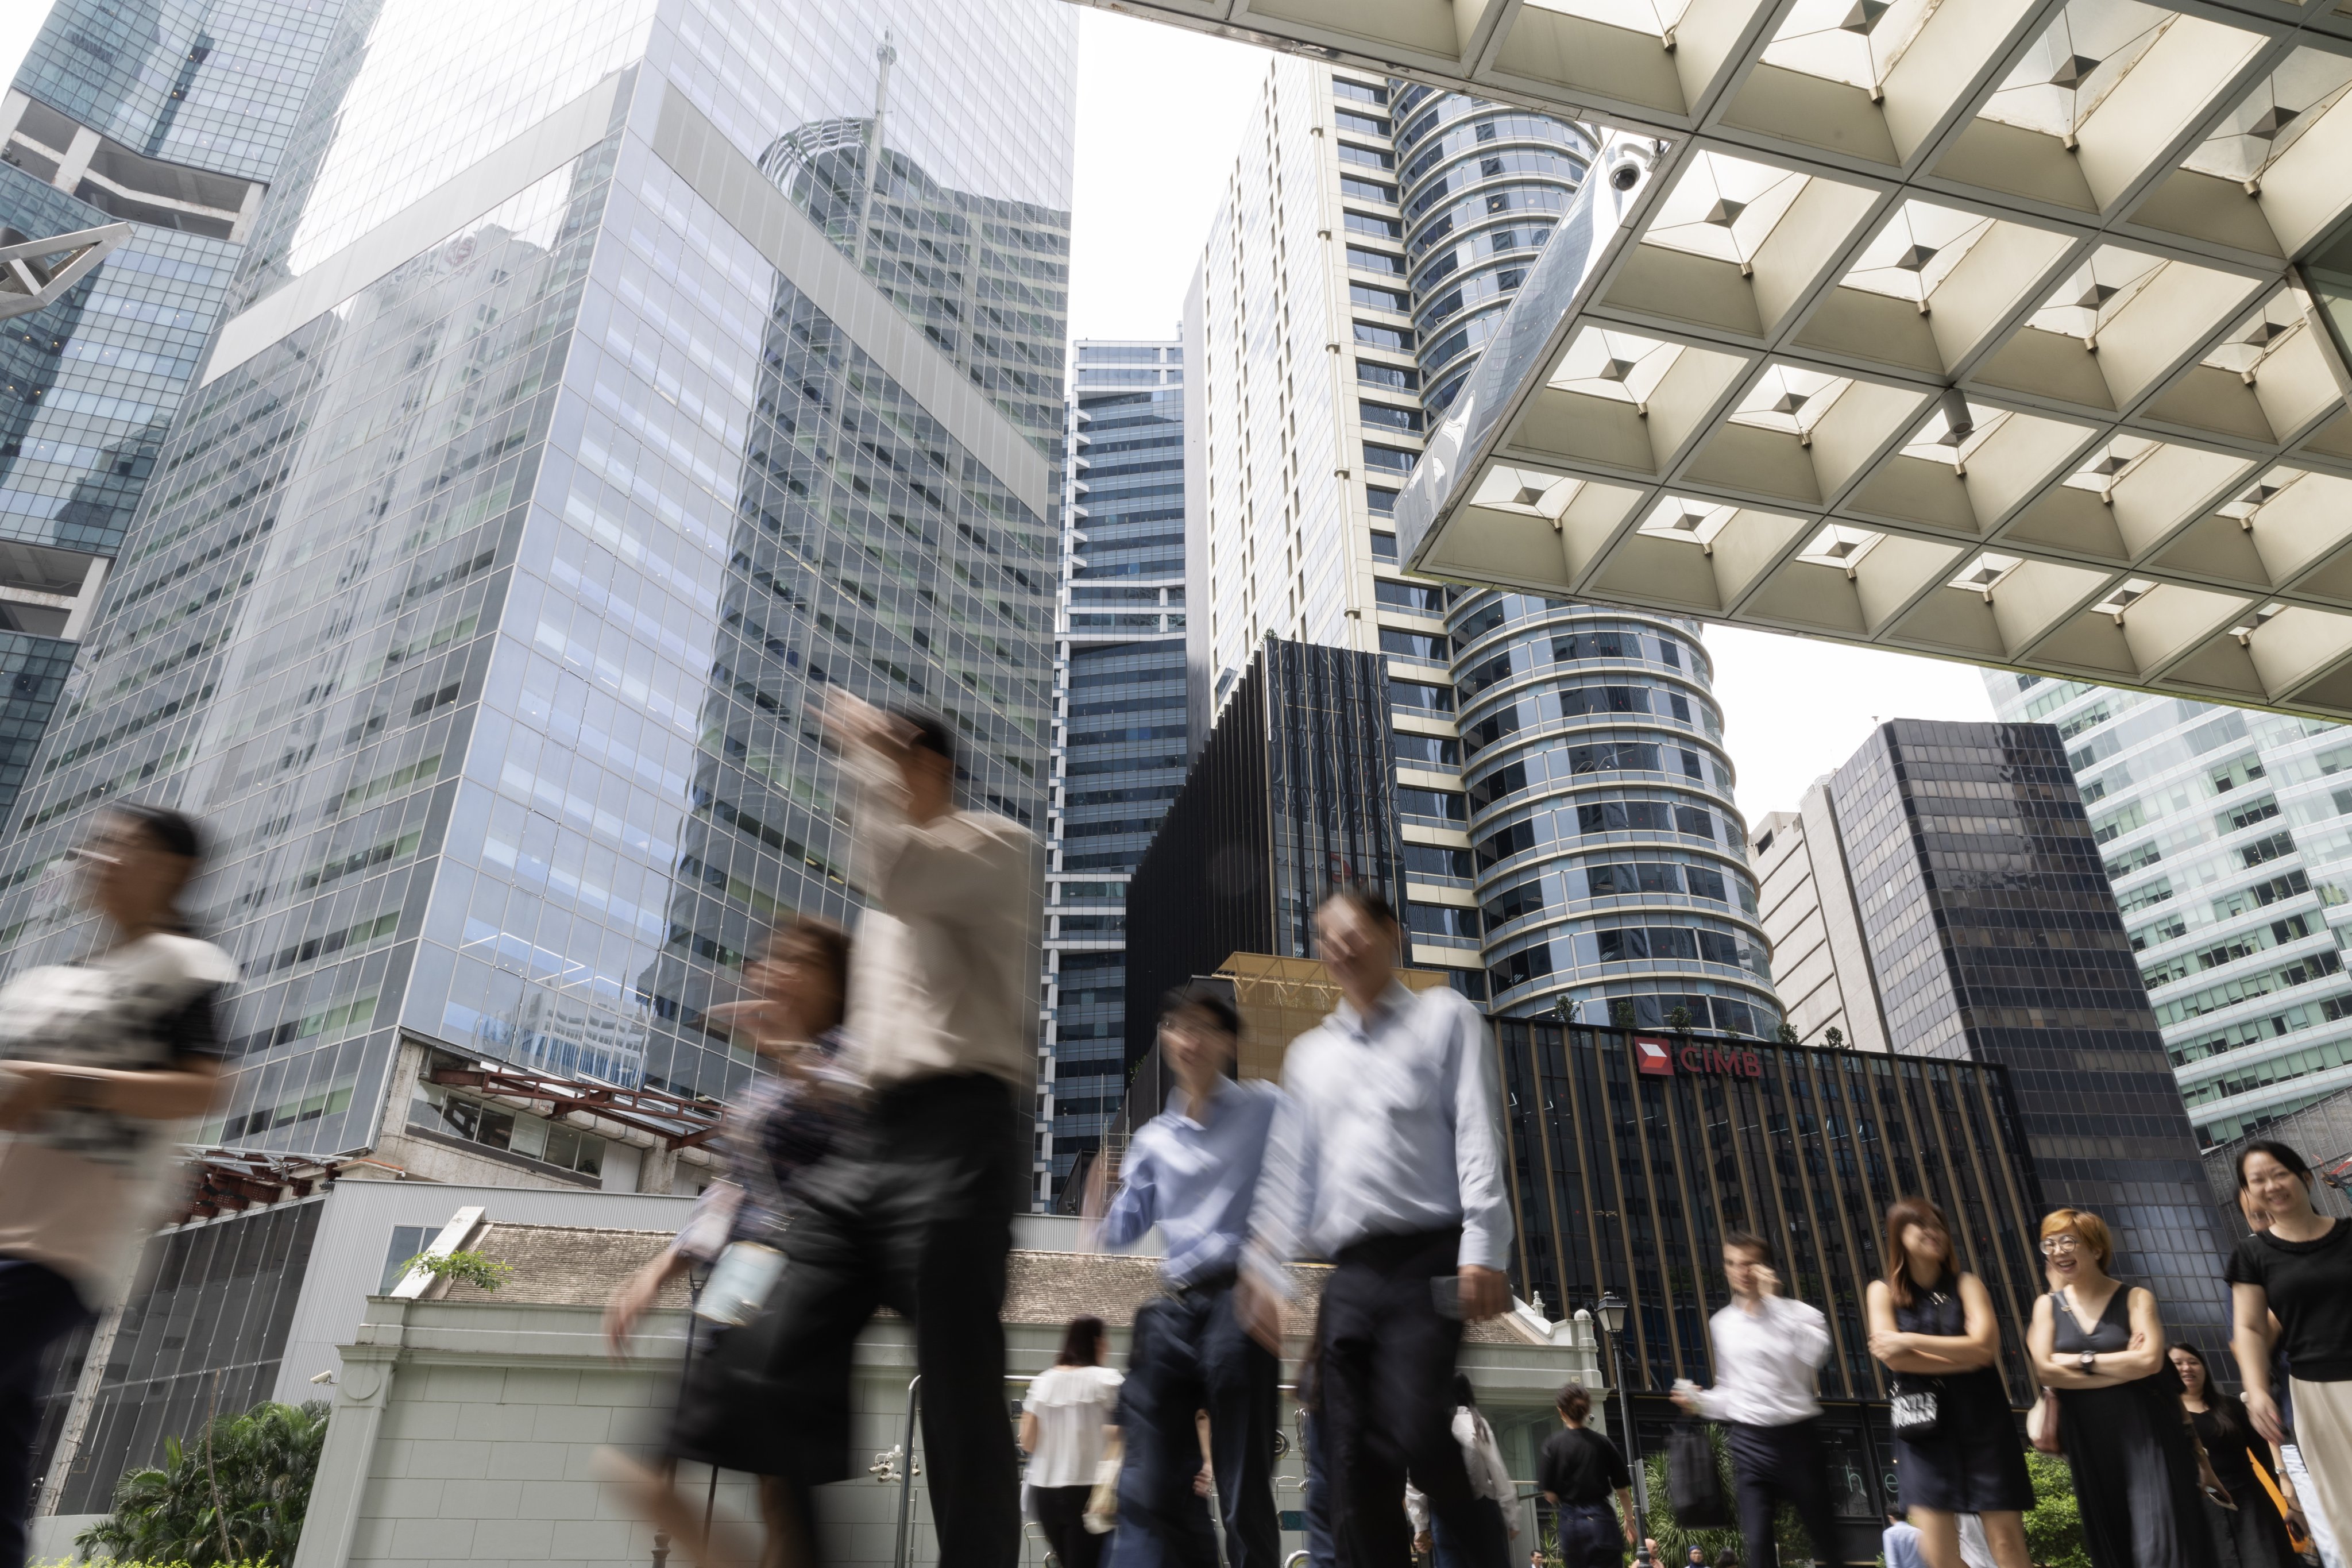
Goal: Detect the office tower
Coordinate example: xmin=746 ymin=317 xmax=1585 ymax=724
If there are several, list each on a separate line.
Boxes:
xmin=1498 ymin=1017 xmax=2041 ymax=1551
xmin=1184 ymin=61 xmax=1776 ymax=1034
xmin=1755 ymin=718 xmax=2233 ymax=1328
xmin=1041 ymin=338 xmax=1187 ymax=1200
xmin=0 ymin=0 xmax=344 ymax=825
xmin=1988 ymin=674 xmax=2352 ymax=1147
xmin=0 ymin=0 xmax=1074 ymax=1176
xmin=1124 ymin=638 xmax=1399 ymax=1063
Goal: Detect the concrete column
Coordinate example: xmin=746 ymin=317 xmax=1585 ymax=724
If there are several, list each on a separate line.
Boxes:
xmin=291 ymin=1304 xmax=404 ymax=1568
xmin=50 ymin=126 xmax=101 ymax=194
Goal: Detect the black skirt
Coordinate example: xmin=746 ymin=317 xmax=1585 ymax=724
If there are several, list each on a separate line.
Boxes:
xmin=667 ymin=1304 xmax=791 ymax=1476
xmin=1891 ymin=1365 xmax=2036 ymax=1513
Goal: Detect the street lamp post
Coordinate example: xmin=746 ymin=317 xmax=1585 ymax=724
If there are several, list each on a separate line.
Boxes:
xmin=1595 ymin=1291 xmax=1652 ymax=1568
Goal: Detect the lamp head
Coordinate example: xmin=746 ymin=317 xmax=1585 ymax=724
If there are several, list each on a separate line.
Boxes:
xmin=1596 ymin=1291 xmax=1626 ymax=1336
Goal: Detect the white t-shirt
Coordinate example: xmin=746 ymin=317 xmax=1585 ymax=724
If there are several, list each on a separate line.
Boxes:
xmin=0 ymin=932 xmax=235 ymax=1302
xmin=1023 ymin=1363 xmax=1123 ymax=1488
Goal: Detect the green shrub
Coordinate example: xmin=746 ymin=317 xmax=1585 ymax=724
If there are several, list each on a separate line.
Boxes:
xmin=2021 ymin=1449 xmax=2091 ymax=1568
xmin=393 ymin=1248 xmax=513 ymax=1292
xmin=74 ymin=1400 xmax=329 ymax=1568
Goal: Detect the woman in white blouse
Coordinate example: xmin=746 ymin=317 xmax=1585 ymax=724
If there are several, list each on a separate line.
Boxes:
xmin=1024 ymin=1315 xmax=1124 ymax=1568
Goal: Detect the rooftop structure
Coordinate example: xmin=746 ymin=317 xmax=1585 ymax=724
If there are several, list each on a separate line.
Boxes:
xmin=1082 ymin=0 xmax=2352 ymax=723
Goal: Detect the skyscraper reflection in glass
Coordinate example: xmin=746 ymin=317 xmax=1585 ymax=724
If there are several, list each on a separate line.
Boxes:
xmin=0 ymin=0 xmax=346 ymax=826
xmin=0 ymin=0 xmax=1073 ymax=1165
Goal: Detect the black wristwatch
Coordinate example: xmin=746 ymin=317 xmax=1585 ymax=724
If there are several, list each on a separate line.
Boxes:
xmin=2079 ymin=1350 xmax=2096 ymax=1373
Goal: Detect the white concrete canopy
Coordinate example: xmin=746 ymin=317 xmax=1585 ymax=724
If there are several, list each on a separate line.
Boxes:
xmin=1072 ymin=0 xmax=2352 ymax=720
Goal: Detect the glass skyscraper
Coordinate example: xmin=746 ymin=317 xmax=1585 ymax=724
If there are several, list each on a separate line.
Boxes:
xmin=1186 ymin=62 xmax=1775 ymax=1037
xmin=0 ymin=0 xmax=345 ymax=825
xmin=1041 ymin=338 xmax=1186 ymax=1200
xmin=1788 ymin=719 xmax=2234 ymax=1337
xmin=0 ymin=0 xmax=1074 ymax=1170
xmin=1988 ymin=674 xmax=2352 ymax=1146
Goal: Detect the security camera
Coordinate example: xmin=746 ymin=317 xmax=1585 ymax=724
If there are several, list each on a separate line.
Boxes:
xmin=1607 ymin=148 xmax=1651 ymax=193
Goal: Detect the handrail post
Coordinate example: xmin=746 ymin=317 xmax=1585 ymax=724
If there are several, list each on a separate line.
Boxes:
xmin=893 ymin=1374 xmax=923 ymax=1568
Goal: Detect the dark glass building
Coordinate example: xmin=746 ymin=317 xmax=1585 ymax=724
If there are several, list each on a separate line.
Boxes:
xmin=1123 ymin=637 xmax=1399 ymax=1065
xmin=1042 ymin=340 xmax=1188 ymax=1199
xmin=1500 ymin=1018 xmax=2044 ymax=1552
xmin=1821 ymin=719 xmax=2235 ymax=1336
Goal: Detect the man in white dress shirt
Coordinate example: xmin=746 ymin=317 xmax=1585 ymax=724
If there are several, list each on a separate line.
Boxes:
xmin=1239 ymin=885 xmax=1513 ymax=1568
xmin=764 ymin=693 xmax=1041 ymax=1568
xmin=1671 ymin=1233 xmax=1841 ymax=1568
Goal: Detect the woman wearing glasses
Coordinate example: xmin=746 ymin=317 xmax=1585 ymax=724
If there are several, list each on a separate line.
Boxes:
xmin=2026 ymin=1208 xmax=2216 ymax=1568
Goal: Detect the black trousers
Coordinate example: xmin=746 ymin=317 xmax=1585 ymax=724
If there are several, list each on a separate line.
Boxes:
xmin=1119 ymin=1281 xmax=1281 ymax=1568
xmin=1319 ymin=1229 xmax=1484 ymax=1568
xmin=768 ymin=1075 xmax=1027 ymax=1568
xmin=1035 ymin=1484 xmax=1102 ymax=1568
xmin=1725 ymin=1419 xmax=1841 ymax=1568
xmin=0 ymin=1258 xmax=89 ymax=1568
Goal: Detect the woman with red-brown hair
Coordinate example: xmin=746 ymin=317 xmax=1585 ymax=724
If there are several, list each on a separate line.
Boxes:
xmin=1864 ymin=1196 xmax=2034 ymax=1568
xmin=2027 ymin=1207 xmax=2217 ymax=1568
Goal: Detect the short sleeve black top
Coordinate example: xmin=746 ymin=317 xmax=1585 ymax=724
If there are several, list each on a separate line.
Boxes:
xmin=2225 ymin=1220 xmax=2352 ymax=1382
xmin=1538 ymin=1426 xmax=1631 ymax=1505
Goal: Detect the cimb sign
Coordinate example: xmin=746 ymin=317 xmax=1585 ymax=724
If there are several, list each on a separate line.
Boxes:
xmin=1633 ymin=1034 xmax=1763 ymax=1079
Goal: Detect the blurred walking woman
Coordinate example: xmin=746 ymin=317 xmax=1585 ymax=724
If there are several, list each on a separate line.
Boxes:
xmin=2026 ymin=1208 xmax=2216 ymax=1568
xmin=2172 ymin=1343 xmax=2300 ymax=1568
xmin=1024 ymin=1315 xmax=1123 ymax=1568
xmin=0 ymin=806 xmax=233 ymax=1568
xmin=2228 ymin=1141 xmax=2352 ymax=1551
xmin=602 ymin=917 xmax=858 ymax=1568
xmin=1864 ymin=1198 xmax=2033 ymax=1568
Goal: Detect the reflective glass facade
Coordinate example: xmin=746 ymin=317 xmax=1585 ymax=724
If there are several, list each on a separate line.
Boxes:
xmin=0 ymin=0 xmax=1074 ymax=1162
xmin=1459 ymin=600 xmax=1775 ymax=1034
xmin=1990 ymin=673 xmax=2352 ymax=1146
xmin=1500 ymin=1018 xmax=2041 ymax=1555
xmin=0 ymin=0 xmax=343 ymax=824
xmin=1124 ymin=639 xmax=1399 ymax=1065
xmin=40 ymin=1198 xmax=322 ymax=1513
xmin=1824 ymin=719 xmax=2233 ymax=1337
xmin=1042 ymin=342 xmax=1186 ymax=1200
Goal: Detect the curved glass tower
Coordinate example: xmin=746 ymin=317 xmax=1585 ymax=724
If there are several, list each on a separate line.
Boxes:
xmin=1457 ymin=597 xmax=1774 ymax=1032
xmin=1389 ymin=84 xmax=1776 ymax=1034
xmin=1392 ymin=88 xmax=1592 ymax=415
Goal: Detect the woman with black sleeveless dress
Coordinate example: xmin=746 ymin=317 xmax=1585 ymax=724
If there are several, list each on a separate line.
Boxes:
xmin=1865 ymin=1197 xmax=2034 ymax=1568
xmin=2173 ymin=1343 xmax=2299 ymax=1568
xmin=2026 ymin=1207 xmax=2218 ymax=1568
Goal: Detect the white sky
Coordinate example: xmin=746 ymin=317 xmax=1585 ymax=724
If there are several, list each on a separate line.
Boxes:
xmin=1065 ymin=9 xmax=1994 ymax=820
xmin=0 ymin=0 xmax=1997 ymax=822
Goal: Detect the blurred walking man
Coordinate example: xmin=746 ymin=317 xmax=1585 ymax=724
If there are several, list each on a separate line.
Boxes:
xmin=1673 ymin=1233 xmax=1841 ymax=1568
xmin=1088 ymin=982 xmax=1284 ymax=1568
xmin=765 ymin=693 xmax=1041 ymax=1568
xmin=1239 ymin=885 xmax=1513 ymax=1568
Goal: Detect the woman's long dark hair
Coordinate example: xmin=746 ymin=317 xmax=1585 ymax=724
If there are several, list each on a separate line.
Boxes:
xmin=1057 ymin=1314 xmax=1105 ymax=1366
xmin=2172 ymin=1343 xmax=2245 ymax=1434
xmin=1883 ymin=1195 xmax=1956 ymax=1310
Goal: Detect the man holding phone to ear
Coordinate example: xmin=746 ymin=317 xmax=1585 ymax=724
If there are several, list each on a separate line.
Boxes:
xmin=1671 ymin=1233 xmax=1841 ymax=1568
xmin=1238 ymin=883 xmax=1512 ymax=1568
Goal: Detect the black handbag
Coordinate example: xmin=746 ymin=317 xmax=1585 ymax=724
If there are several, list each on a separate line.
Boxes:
xmin=1890 ymin=1374 xmax=1942 ymax=1442
xmin=1667 ymin=1419 xmax=1732 ymax=1528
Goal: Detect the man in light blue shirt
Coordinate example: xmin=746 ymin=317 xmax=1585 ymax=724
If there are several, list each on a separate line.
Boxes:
xmin=1883 ymin=1511 xmax=1927 ymax=1568
xmin=1088 ymin=982 xmax=1284 ymax=1568
xmin=1237 ymin=885 xmax=1513 ymax=1568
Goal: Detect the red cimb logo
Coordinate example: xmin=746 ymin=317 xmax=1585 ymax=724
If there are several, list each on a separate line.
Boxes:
xmin=1633 ymin=1036 xmax=1674 ymax=1075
